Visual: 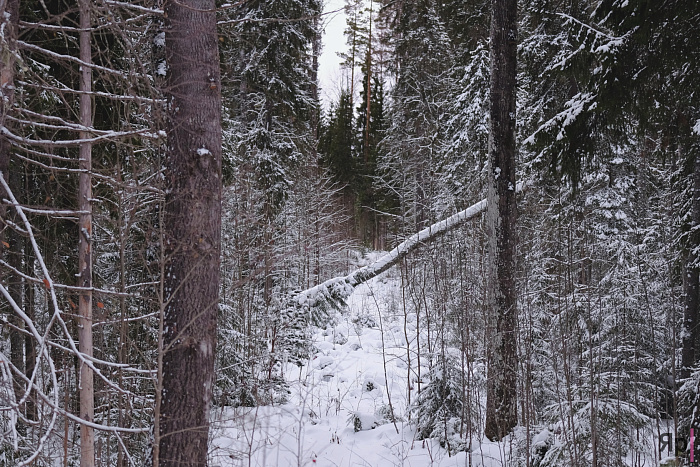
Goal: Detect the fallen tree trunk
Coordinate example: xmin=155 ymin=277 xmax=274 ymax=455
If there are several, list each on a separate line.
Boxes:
xmin=295 ymin=196 xmax=492 ymax=311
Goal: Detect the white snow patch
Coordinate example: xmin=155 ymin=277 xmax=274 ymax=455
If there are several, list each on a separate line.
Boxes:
xmin=314 ymin=355 xmax=334 ymax=370
xmin=154 ymin=31 xmax=165 ymax=47
xmin=156 ymin=61 xmax=167 ymax=76
xmin=211 ymin=270 xmax=475 ymax=466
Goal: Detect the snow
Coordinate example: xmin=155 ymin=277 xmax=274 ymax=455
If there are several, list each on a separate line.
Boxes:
xmin=156 ymin=61 xmax=167 ymax=77
xmin=211 ymin=273 xmax=483 ymax=466
xmin=294 ymin=181 xmax=533 ymax=316
xmin=531 ymin=428 xmax=550 ymax=448
xmin=524 ymin=92 xmax=596 ymax=145
xmin=154 ymin=31 xmax=165 ymax=48
xmin=694 ymin=119 xmax=700 ymax=136
xmin=210 ymin=252 xmax=575 ymax=466
xmin=295 ymin=195 xmax=491 ymax=310
xmin=210 ymin=242 xmax=665 ymax=466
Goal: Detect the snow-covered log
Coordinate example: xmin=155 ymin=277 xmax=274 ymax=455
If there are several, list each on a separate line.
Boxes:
xmin=295 ymin=196 xmax=493 ymax=312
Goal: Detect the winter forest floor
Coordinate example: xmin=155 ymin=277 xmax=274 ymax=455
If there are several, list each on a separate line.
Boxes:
xmin=205 ymin=252 xmax=665 ymax=467
xmin=210 ymin=253 xmax=474 ymax=466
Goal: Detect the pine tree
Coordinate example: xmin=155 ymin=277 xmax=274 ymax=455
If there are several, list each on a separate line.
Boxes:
xmin=355 ymin=72 xmax=387 ymax=247
xmin=339 ymin=0 xmax=370 ymax=107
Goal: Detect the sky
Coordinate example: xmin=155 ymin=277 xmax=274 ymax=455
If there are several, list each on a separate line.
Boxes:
xmin=318 ymin=0 xmax=348 ymax=111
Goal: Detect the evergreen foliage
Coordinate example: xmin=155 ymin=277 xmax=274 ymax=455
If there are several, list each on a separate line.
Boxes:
xmin=221 ymin=0 xmax=321 ymax=213
xmin=320 ymin=89 xmax=356 ymax=190
xmin=1 ymin=0 xmax=700 ymax=463
xmin=411 ymin=354 xmax=471 ymax=454
xmin=379 ymin=0 xmax=456 ymax=233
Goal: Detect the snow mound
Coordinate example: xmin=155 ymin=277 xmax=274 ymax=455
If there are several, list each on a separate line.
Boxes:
xmin=211 ymin=262 xmax=506 ymax=466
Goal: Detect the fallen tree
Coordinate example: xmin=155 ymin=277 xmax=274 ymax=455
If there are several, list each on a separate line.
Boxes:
xmin=295 ymin=196 xmax=490 ymax=312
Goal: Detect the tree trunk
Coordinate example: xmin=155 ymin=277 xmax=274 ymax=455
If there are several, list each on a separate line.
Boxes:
xmin=157 ymin=0 xmax=222 ymax=464
xmin=310 ymin=13 xmax=320 ymax=160
xmin=1 ymin=0 xmax=21 ymax=431
xmin=364 ymin=1 xmax=372 ymax=166
xmin=0 ymin=0 xmax=19 ymax=245
xmin=77 ymin=1 xmax=95 ymax=465
xmin=24 ymin=235 xmax=37 ymax=421
xmin=484 ymin=0 xmax=518 ymax=442
xmin=681 ymin=152 xmax=700 ymax=380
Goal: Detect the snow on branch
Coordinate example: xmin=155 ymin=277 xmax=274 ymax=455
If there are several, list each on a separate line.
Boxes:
xmin=0 ymin=173 xmax=152 ymax=461
xmin=524 ymin=92 xmax=597 ymax=146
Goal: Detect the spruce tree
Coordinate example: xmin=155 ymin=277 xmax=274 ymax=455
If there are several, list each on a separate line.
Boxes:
xmin=320 ymin=90 xmax=356 ymax=191
xmin=380 ymin=0 xmax=455 ymax=233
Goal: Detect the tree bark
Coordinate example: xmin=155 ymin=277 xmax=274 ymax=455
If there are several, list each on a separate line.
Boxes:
xmin=157 ymin=0 xmax=222 ymax=464
xmin=484 ymin=0 xmax=518 ymax=442
xmin=0 ymin=0 xmax=21 ymax=426
xmin=77 ymin=1 xmax=95 ymax=465
xmin=681 ymin=152 xmax=700 ymax=380
xmin=0 ymin=0 xmax=19 ymax=237
xmin=364 ymin=0 xmax=372 ymax=166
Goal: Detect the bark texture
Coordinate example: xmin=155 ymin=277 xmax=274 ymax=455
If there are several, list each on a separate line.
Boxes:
xmin=484 ymin=0 xmax=518 ymax=442
xmin=77 ymin=2 xmax=95 ymax=465
xmin=158 ymin=0 xmax=222 ymax=465
xmin=682 ymin=152 xmax=700 ymax=380
xmin=0 ymin=0 xmax=21 ymax=420
xmin=0 ymin=0 xmax=19 ymax=223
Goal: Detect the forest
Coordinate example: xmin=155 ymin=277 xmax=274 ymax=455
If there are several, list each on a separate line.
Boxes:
xmin=0 ymin=0 xmax=699 ymax=465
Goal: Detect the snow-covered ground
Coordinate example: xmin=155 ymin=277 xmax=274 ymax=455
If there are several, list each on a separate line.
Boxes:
xmin=210 ymin=254 xmax=513 ymax=466
xmin=208 ymin=252 xmax=679 ymax=466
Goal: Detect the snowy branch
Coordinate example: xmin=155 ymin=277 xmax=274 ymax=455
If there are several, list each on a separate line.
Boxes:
xmin=18 ymin=40 xmax=130 ymax=78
